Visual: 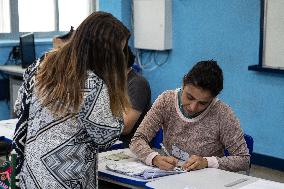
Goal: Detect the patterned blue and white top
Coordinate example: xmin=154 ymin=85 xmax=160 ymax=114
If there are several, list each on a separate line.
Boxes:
xmin=13 ymin=60 xmax=124 ymax=189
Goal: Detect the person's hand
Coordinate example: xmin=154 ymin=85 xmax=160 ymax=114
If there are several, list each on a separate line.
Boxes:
xmin=152 ymin=155 xmax=178 ymax=171
xmin=181 ymin=155 xmax=208 ymax=171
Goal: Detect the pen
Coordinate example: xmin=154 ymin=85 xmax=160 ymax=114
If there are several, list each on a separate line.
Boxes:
xmin=160 ymin=143 xmax=170 ymax=156
xmin=224 ymin=178 xmax=248 ymax=187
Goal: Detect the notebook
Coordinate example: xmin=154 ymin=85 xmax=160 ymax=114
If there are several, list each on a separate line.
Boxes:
xmin=106 ymin=161 xmax=185 ymax=180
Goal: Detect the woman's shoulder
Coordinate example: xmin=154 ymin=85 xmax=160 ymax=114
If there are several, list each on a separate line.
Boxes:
xmin=157 ymin=89 xmax=176 ymax=101
xmin=153 ymin=89 xmax=177 ymax=108
xmin=213 ymin=100 xmax=237 ymax=118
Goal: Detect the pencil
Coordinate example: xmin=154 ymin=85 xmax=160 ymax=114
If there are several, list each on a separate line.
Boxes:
xmin=160 ymin=143 xmax=170 ymax=156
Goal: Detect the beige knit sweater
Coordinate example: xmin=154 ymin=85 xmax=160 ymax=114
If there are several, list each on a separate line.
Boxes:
xmin=130 ymin=89 xmax=250 ymax=172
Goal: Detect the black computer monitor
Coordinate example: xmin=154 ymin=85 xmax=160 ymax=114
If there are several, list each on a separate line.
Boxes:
xmin=20 ymin=33 xmax=36 ymax=68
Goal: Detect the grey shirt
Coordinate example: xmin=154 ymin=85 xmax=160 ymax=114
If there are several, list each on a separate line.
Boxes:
xmin=120 ymin=69 xmax=151 ymax=146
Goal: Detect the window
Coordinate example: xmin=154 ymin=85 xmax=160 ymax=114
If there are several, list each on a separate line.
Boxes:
xmin=0 ymin=0 xmax=96 ymax=39
xmin=0 ymin=0 xmax=10 ymax=33
xmin=248 ymin=0 xmax=284 ymax=74
xmin=58 ymin=0 xmax=92 ymax=31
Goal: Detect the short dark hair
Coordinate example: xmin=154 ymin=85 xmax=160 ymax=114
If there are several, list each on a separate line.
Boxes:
xmin=183 ymin=60 xmax=223 ymax=97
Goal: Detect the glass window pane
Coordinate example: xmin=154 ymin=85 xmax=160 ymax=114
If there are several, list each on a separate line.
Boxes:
xmin=18 ymin=0 xmax=55 ymax=32
xmin=58 ymin=0 xmax=90 ymax=31
xmin=0 ymin=0 xmax=11 ymax=33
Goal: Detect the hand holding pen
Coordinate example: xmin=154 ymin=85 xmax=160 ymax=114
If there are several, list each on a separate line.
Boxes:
xmin=152 ymin=143 xmax=178 ymax=171
xmin=181 ymin=155 xmax=208 ymax=171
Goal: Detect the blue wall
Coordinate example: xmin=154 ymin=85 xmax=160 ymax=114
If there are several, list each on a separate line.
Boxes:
xmin=99 ymin=0 xmax=284 ymax=160
xmin=0 ymin=40 xmax=52 ymax=120
xmin=1 ymin=0 xmax=283 ymax=160
xmin=99 ymin=0 xmax=133 ymax=45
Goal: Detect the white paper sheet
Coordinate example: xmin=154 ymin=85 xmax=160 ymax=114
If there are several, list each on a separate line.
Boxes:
xmin=106 ymin=160 xmax=185 ymax=179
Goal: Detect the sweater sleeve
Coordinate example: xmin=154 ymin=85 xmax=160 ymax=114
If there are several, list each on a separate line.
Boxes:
xmin=129 ymin=92 xmax=167 ymax=164
xmin=216 ymin=105 xmax=250 ymax=172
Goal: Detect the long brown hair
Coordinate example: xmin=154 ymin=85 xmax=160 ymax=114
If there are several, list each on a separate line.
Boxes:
xmin=36 ymin=11 xmax=131 ymax=117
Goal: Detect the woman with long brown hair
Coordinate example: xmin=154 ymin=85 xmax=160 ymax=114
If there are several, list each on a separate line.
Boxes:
xmin=13 ymin=11 xmax=130 ymax=189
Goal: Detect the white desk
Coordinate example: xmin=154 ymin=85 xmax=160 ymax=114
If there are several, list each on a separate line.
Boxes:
xmin=98 ymin=149 xmax=284 ymax=189
xmin=0 ymin=118 xmax=17 ymax=142
xmin=0 ymin=65 xmax=25 ymax=117
xmin=145 ymin=168 xmax=284 ymax=189
xmin=98 ymin=149 xmax=157 ymax=189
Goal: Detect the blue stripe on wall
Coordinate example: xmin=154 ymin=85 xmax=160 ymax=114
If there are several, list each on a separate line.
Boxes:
xmin=252 ymin=153 xmax=284 ymax=172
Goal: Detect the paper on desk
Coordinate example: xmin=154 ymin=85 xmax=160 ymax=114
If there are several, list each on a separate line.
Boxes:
xmin=106 ymin=161 xmax=185 ymax=179
xmin=240 ymin=179 xmax=284 ymax=189
xmin=0 ymin=119 xmax=17 ymax=140
xmin=105 ymin=151 xmax=131 ymax=161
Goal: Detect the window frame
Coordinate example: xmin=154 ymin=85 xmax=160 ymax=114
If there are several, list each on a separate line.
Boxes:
xmin=248 ymin=0 xmax=284 ymax=74
xmin=0 ymin=0 xmax=96 ymax=40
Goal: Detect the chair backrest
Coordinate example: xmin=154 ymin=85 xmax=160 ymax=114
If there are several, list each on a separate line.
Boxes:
xmin=244 ymin=134 xmax=254 ymax=156
xmin=150 ymin=128 xmax=163 ymax=149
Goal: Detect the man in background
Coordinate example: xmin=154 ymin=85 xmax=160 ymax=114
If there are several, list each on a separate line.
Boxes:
xmin=120 ymin=47 xmax=151 ymax=146
xmin=52 ymin=26 xmax=74 ymax=49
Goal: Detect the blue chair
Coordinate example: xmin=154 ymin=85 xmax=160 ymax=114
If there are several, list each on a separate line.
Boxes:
xmin=244 ymin=134 xmax=254 ymax=158
xmin=243 ymin=134 xmax=254 ymax=175
xmin=150 ymin=128 xmax=163 ymax=149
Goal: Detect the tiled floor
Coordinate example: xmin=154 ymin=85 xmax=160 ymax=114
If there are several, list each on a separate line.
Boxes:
xmin=250 ymin=164 xmax=284 ymax=183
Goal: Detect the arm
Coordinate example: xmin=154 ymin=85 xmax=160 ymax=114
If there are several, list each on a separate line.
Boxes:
xmin=181 ymin=155 xmax=208 ymax=171
xmin=217 ymin=107 xmax=250 ymax=172
xmin=14 ymin=84 xmax=25 ymax=117
xmin=122 ymin=73 xmax=151 ymax=135
xmin=122 ymin=108 xmax=142 ymax=135
xmin=14 ymin=61 xmax=38 ymax=117
xmin=12 ymin=78 xmax=29 ymax=177
xmin=129 ymin=92 xmax=178 ymax=169
xmin=12 ymin=61 xmax=38 ymax=179
xmin=181 ymin=104 xmax=250 ymax=172
xmin=129 ymin=93 xmax=165 ymax=164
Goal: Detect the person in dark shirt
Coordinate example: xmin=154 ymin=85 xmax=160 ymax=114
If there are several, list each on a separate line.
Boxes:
xmin=52 ymin=26 xmax=74 ymax=49
xmin=120 ymin=46 xmax=151 ymax=146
